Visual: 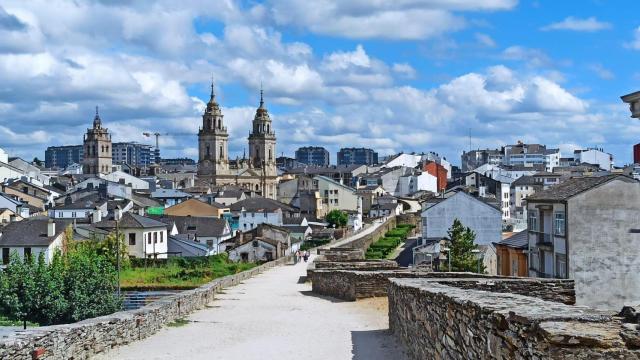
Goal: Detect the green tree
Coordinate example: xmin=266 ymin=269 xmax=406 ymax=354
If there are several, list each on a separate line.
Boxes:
xmin=64 ymin=247 xmax=121 ymax=322
xmin=326 ymin=210 xmax=348 ymax=228
xmin=32 ymin=157 xmax=43 ymax=166
xmin=2 ymin=252 xmax=38 ymax=329
xmin=444 ymin=219 xmax=485 ymax=273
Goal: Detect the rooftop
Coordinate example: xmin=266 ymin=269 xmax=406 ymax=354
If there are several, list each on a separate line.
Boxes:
xmin=527 ymin=175 xmax=636 ymax=202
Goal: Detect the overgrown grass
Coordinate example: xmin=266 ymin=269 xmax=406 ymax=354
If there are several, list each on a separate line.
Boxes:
xmin=0 ymin=315 xmax=38 ymax=327
xmin=365 ymin=224 xmax=415 ymax=260
xmin=300 ymin=239 xmax=331 ymax=251
xmin=120 ymin=253 xmax=257 ymax=290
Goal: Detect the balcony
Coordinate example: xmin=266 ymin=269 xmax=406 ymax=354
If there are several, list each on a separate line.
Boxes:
xmin=535 ymin=232 xmax=553 ymax=246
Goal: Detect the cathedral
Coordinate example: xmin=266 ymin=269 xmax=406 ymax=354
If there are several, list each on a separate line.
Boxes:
xmin=197 ymin=83 xmax=278 ymax=199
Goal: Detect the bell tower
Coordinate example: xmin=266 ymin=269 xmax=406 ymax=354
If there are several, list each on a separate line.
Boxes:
xmin=197 ymin=81 xmax=229 ymax=179
xmin=248 ymin=88 xmax=277 ymax=177
xmin=82 ymin=106 xmax=112 ymax=175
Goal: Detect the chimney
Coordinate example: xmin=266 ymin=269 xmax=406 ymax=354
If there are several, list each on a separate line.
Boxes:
xmin=138 ymin=207 xmax=145 ymax=216
xmin=92 ymin=207 xmax=102 ymax=223
xmin=47 ymin=220 xmax=55 ymax=237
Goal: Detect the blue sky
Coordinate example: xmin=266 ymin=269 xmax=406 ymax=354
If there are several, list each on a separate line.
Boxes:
xmin=0 ymin=0 xmax=639 ymax=166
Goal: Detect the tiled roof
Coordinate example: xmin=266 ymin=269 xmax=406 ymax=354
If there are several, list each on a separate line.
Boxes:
xmin=95 ymin=212 xmax=167 ymax=229
xmin=526 ymin=175 xmax=635 ymax=202
xmin=152 ymin=215 xmax=229 ymax=238
xmin=495 ymin=231 xmax=527 ymax=249
xmin=0 ymin=217 xmax=69 ymax=246
xmin=229 ymin=196 xmax=297 ymax=213
xmin=164 ymin=198 xmax=227 ymax=217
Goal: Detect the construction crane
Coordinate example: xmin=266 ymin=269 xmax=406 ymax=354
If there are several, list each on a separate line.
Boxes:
xmin=142 ymin=132 xmax=196 ymax=163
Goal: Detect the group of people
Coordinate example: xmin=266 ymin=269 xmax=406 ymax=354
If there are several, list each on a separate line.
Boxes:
xmin=295 ymin=250 xmax=310 ymax=264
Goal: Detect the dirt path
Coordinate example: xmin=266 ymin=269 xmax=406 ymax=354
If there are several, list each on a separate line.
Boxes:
xmin=95 ymin=255 xmax=407 ymax=360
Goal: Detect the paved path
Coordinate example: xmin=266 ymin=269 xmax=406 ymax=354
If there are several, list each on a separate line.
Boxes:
xmin=95 ymin=256 xmax=407 ymax=360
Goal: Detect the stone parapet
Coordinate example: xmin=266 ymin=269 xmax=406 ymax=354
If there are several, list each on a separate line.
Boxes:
xmin=0 ymin=256 xmax=291 ymax=360
xmin=310 ymin=269 xmax=575 ymax=303
xmin=388 ymin=278 xmax=640 ymax=359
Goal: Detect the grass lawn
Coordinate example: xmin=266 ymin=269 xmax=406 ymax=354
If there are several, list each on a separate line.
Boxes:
xmin=120 ymin=254 xmax=258 ymax=290
xmin=365 ymin=224 xmax=415 ymax=260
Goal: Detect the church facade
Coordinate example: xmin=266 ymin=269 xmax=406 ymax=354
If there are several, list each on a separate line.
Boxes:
xmin=197 ymin=84 xmax=278 ymax=199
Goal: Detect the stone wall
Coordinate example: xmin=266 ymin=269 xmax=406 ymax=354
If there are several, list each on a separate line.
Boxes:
xmin=336 ymin=216 xmax=396 ymax=250
xmin=388 ymin=278 xmax=640 ymax=359
xmin=312 ymin=260 xmax=398 ymax=271
xmin=310 ymin=269 xmax=575 ymax=304
xmin=316 ymin=248 xmax=364 ymax=261
xmin=0 ymin=256 xmax=291 ymax=360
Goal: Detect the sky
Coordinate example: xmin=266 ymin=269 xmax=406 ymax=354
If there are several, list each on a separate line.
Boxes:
xmin=1 ymin=0 xmax=640 ymax=166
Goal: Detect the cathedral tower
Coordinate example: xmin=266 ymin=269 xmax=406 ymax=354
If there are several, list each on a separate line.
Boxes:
xmin=197 ymin=82 xmax=229 ymax=178
xmin=248 ymin=89 xmax=277 ymax=178
xmin=82 ymin=107 xmax=112 ymax=174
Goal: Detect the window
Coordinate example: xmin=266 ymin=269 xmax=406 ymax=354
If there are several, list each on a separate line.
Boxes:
xmin=528 ymin=210 xmax=538 ymax=231
xmin=153 ymin=232 xmax=158 ymax=243
xmin=556 ymin=255 xmax=567 ymax=278
xmin=2 ymin=248 xmax=9 ymax=265
xmin=24 ymin=247 xmax=31 ymax=259
xmin=530 ymin=251 xmax=539 ymax=271
xmin=160 ymin=232 xmax=164 ymax=243
xmin=554 ymin=212 xmax=565 ymax=236
xmin=129 ymin=233 xmax=136 ymax=246
xmin=147 ymin=233 xmax=151 ymax=245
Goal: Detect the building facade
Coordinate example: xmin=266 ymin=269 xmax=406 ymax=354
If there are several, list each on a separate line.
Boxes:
xmin=337 ymin=147 xmax=378 ymax=166
xmin=295 ymin=146 xmax=330 ymax=166
xmin=197 ymin=84 xmax=278 ymax=199
xmin=111 ymin=142 xmax=154 ymax=168
xmin=82 ymin=107 xmax=112 ymax=175
xmin=526 ymin=175 xmax=640 ymax=310
xmin=45 ymin=145 xmax=83 ymax=169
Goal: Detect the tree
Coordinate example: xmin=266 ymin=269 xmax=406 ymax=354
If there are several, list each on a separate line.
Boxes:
xmin=326 ymin=210 xmax=348 ymax=228
xmin=1 ymin=252 xmax=38 ymax=329
xmin=444 ymin=219 xmax=485 ymax=273
xmin=32 ymin=157 xmax=43 ymax=166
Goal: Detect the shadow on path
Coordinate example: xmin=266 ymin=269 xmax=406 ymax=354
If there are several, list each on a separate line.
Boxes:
xmin=298 ymin=290 xmax=348 ymax=303
xmin=351 ymin=329 xmax=405 ymax=360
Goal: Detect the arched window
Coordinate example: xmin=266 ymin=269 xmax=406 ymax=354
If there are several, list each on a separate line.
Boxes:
xmin=267 ymin=124 xmax=270 ymax=133
xmin=255 ymin=184 xmax=259 ymax=191
xmin=206 ymin=145 xmax=210 ymax=157
xmin=269 ymin=148 xmax=272 ymax=160
xmin=217 ymin=119 xmax=221 ymax=129
xmin=219 ymin=146 xmax=223 ymax=159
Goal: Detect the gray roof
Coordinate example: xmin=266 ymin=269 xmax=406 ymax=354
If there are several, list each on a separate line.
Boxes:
xmin=152 ymin=215 xmax=229 ymax=238
xmin=511 ymin=175 xmax=536 ymax=187
xmin=52 ymin=194 xmax=107 ymax=210
xmin=527 ymin=175 xmax=636 ymax=202
xmin=95 ymin=212 xmax=167 ymax=229
xmin=229 ymin=196 xmax=297 ymax=213
xmin=168 ymin=236 xmax=210 ymax=257
xmin=150 ymin=189 xmax=192 ymax=199
xmin=0 ymin=217 xmax=69 ymax=246
xmin=495 ymin=231 xmax=527 ymax=249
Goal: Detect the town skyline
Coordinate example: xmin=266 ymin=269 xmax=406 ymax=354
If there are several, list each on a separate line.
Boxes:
xmin=1 ymin=1 xmax=640 ymax=164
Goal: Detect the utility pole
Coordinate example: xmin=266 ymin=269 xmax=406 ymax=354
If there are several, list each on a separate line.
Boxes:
xmin=115 ymin=209 xmax=121 ymax=298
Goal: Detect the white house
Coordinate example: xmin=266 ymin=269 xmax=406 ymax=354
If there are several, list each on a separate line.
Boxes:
xmin=48 ymin=195 xmax=110 ymax=221
xmin=0 ymin=218 xmax=67 ymax=265
xmin=150 ymin=188 xmax=193 ymax=207
xmin=573 ymin=148 xmax=613 ymax=170
xmin=383 ymin=153 xmax=422 ymax=168
xmin=230 ymin=196 xmax=299 ymax=232
xmin=161 ymin=216 xmax=233 ymax=254
xmin=94 ymin=212 xmax=169 ymax=259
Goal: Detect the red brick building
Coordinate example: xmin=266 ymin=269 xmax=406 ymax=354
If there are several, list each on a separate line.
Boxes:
xmin=423 ymin=161 xmax=448 ymax=192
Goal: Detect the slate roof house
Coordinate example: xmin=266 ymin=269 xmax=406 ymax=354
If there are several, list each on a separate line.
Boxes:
xmin=230 ymin=196 xmax=300 ymax=231
xmin=152 ymin=215 xmax=233 ymax=254
xmin=93 ymin=212 xmax=169 ymax=259
xmin=0 ymin=217 xmax=69 ymax=264
xmin=163 ymin=198 xmax=229 ymax=218
xmin=526 ymin=175 xmax=640 ymax=310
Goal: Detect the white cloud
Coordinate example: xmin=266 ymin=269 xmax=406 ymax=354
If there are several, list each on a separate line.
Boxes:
xmin=322 ymin=45 xmax=370 ymax=71
xmin=625 ymin=26 xmax=640 ymax=50
xmin=541 ymin=16 xmax=611 ymax=32
xmin=502 ymin=46 xmax=552 ymax=67
xmin=268 ymin=0 xmax=516 ymax=40
xmin=588 ymin=64 xmax=614 ymax=80
xmin=475 ymin=33 xmax=496 ymax=47
xmin=392 ymin=63 xmax=417 ymax=79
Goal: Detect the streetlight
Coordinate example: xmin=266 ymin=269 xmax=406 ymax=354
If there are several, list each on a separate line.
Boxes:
xmin=115 ymin=206 xmax=122 ymax=298
xmin=471 ymin=249 xmax=482 ymax=274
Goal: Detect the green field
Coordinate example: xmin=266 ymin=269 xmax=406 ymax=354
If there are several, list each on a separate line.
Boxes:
xmin=365 ymin=224 xmax=415 ymax=260
xmin=120 ymin=254 xmax=257 ymax=290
